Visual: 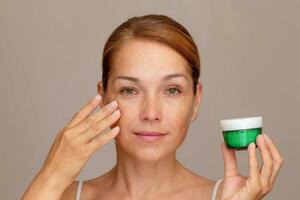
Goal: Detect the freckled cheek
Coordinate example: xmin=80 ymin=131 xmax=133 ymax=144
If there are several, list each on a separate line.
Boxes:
xmin=165 ymin=102 xmax=191 ymax=118
xmin=165 ymin=105 xmax=192 ymax=130
xmin=167 ymin=114 xmax=188 ymax=131
xmin=115 ymin=102 xmax=136 ymax=127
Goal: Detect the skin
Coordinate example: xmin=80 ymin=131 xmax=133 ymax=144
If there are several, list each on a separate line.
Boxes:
xmin=61 ymin=39 xmax=283 ymax=200
xmin=96 ymin=39 xmax=208 ymax=199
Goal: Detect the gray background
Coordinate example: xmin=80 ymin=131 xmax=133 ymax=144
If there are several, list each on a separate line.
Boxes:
xmin=1 ymin=0 xmax=299 ymax=199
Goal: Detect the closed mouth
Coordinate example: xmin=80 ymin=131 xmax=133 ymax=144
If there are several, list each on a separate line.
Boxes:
xmin=134 ymin=131 xmax=167 ymax=136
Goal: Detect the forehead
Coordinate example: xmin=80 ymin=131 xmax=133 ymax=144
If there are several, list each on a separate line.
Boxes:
xmin=110 ymin=39 xmax=191 ymax=82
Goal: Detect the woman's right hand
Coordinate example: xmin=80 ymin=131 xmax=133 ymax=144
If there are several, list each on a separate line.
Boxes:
xmin=40 ymin=94 xmax=121 ymax=186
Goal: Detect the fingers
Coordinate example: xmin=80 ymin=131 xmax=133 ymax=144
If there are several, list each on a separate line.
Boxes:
xmin=88 ymin=126 xmax=120 ymax=152
xmin=248 ymin=142 xmax=260 ymax=184
xmin=66 ymin=95 xmax=102 ymax=129
xmin=262 ymin=134 xmax=284 ymax=186
xmin=73 ymin=100 xmax=119 ymax=135
xmin=256 ymin=134 xmax=273 ymax=191
xmin=221 ymin=143 xmax=240 ymax=177
xmin=247 ymin=133 xmax=284 ymax=198
xmin=78 ymin=109 xmax=121 ymax=143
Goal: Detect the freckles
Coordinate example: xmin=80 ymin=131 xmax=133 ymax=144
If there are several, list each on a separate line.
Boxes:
xmin=165 ymin=110 xmax=187 ymax=129
xmin=165 ymin=105 xmax=192 ymax=130
xmin=164 ymin=103 xmax=190 ymax=118
xmin=116 ymin=101 xmax=136 ymax=122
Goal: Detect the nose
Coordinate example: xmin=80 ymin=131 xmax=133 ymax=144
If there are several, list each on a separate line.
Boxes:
xmin=139 ymin=95 xmax=162 ymax=122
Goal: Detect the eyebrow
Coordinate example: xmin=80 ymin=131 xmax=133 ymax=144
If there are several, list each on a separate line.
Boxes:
xmin=113 ymin=73 xmax=188 ymax=84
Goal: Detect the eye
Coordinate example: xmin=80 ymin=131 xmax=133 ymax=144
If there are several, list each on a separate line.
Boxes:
xmin=119 ymin=87 xmax=137 ymax=96
xmin=166 ymin=87 xmax=182 ymax=95
xmin=119 ymin=86 xmax=182 ymax=96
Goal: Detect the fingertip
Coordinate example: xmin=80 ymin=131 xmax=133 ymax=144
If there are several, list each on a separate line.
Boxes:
xmin=248 ymin=142 xmax=255 ymax=151
xmin=263 ymin=133 xmax=271 ymax=143
xmin=112 ymin=126 xmax=120 ymax=135
xmin=256 ymin=134 xmax=262 ymax=140
xmin=94 ymin=94 xmax=102 ymax=101
xmin=221 ymin=143 xmax=226 ymax=158
xmin=256 ymin=134 xmax=263 ymax=143
xmin=221 ymin=143 xmax=227 ymax=151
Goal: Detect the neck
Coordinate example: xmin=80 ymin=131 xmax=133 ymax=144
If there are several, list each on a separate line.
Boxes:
xmin=109 ymin=146 xmax=186 ymax=198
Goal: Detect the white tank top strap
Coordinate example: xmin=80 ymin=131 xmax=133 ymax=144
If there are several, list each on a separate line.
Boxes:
xmin=211 ymin=179 xmax=223 ymax=200
xmin=75 ymin=180 xmax=83 ymax=200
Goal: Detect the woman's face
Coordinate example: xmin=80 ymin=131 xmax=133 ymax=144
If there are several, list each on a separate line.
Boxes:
xmin=98 ymin=39 xmax=202 ymax=162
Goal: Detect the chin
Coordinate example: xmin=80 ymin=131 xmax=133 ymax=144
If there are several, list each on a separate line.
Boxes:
xmin=116 ymin=141 xmax=171 ymax=162
xmin=134 ymin=148 xmax=167 ymax=162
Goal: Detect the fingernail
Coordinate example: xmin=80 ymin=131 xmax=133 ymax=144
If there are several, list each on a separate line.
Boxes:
xmin=257 ymin=134 xmax=263 ymax=141
xmin=263 ymin=134 xmax=271 ymax=142
xmin=112 ymin=126 xmax=120 ymax=133
xmin=108 ymin=100 xmax=118 ymax=109
xmin=112 ymin=109 xmax=120 ymax=117
xmin=249 ymin=142 xmax=256 ymax=149
xmin=94 ymin=94 xmax=102 ymax=100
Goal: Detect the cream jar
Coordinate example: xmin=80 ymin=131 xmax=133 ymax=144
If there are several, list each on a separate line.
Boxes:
xmin=220 ymin=116 xmax=263 ymax=150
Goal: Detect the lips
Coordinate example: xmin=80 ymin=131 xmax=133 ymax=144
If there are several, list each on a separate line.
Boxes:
xmin=134 ymin=131 xmax=166 ymax=136
xmin=134 ymin=131 xmax=167 ymax=143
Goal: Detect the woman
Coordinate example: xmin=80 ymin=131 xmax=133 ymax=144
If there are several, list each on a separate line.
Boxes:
xmin=22 ymin=14 xmax=283 ymax=200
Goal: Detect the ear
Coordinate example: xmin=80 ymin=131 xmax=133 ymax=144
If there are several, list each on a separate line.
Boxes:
xmin=97 ymin=81 xmax=106 ymax=107
xmin=190 ymin=82 xmax=203 ymax=122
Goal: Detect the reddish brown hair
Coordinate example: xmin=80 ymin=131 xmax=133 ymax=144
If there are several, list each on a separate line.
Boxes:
xmin=101 ymin=14 xmax=200 ymax=95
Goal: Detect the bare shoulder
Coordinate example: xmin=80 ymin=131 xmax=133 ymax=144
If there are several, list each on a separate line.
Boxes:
xmin=195 ymin=176 xmax=223 ymax=200
xmin=59 ymin=176 xmax=109 ymax=200
xmin=63 ymin=171 xmax=113 ymax=200
xmin=179 ymin=174 xmax=220 ymax=199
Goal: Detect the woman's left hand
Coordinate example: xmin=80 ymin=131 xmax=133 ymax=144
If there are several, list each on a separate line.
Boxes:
xmin=219 ymin=134 xmax=283 ymax=200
